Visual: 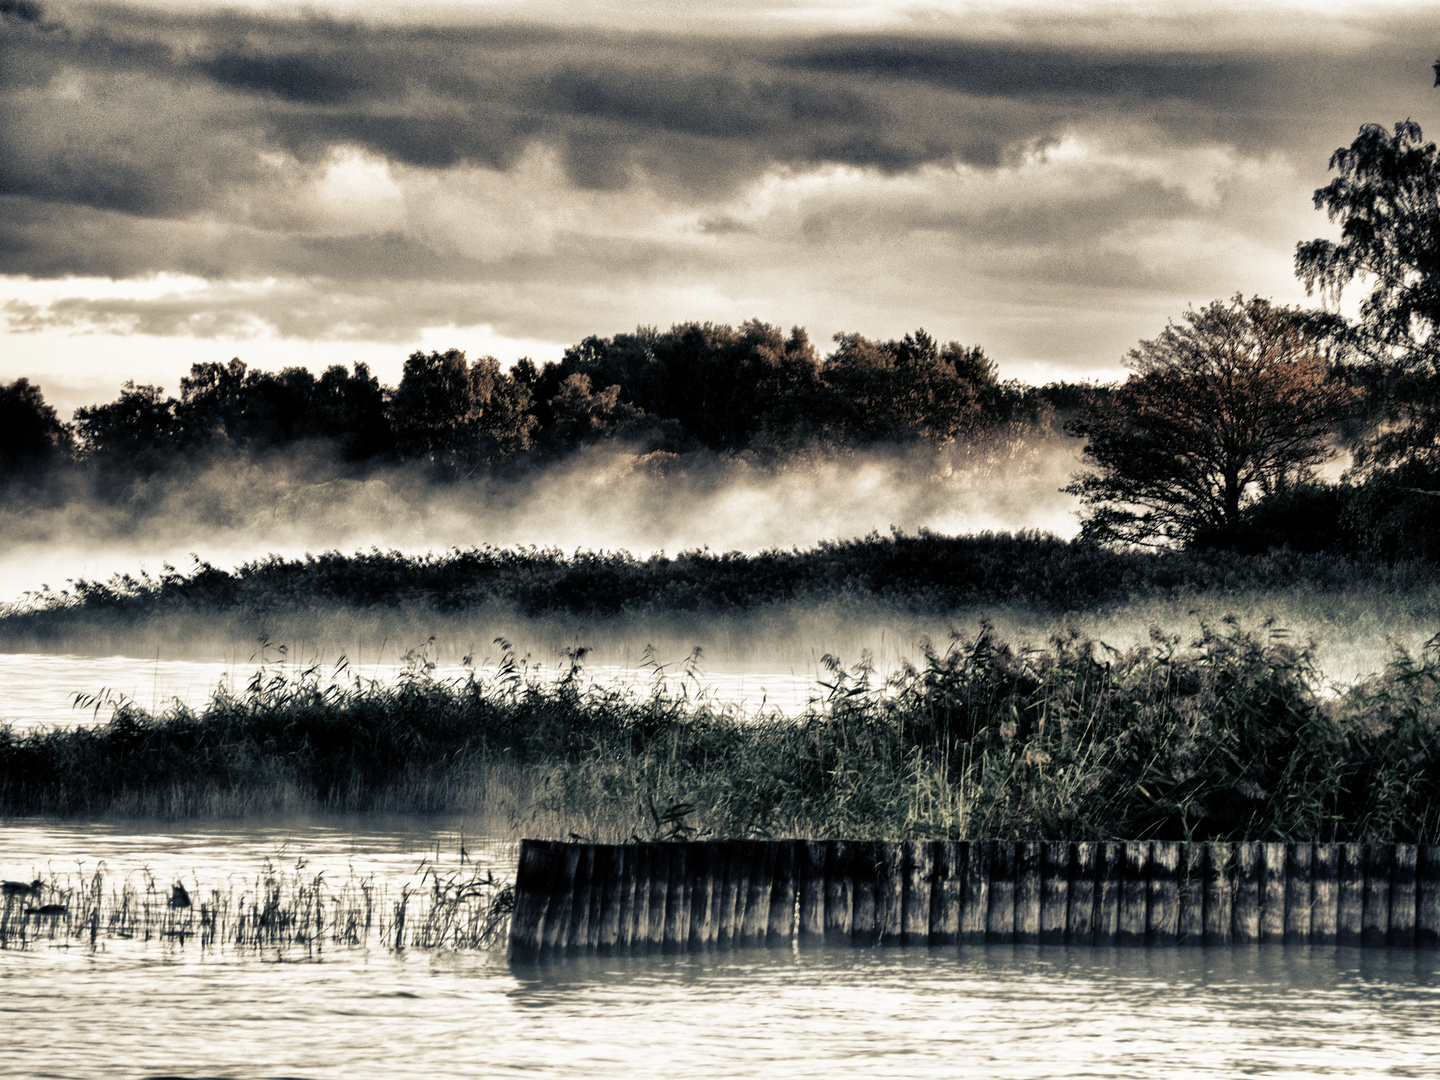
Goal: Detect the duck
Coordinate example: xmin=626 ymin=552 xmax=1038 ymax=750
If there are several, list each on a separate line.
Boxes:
xmin=2 ymin=880 xmax=41 ymax=898
xmin=169 ymin=883 xmax=192 ymax=909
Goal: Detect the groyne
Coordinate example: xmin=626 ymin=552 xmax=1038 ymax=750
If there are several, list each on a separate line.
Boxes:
xmin=508 ymin=839 xmax=1440 ymax=958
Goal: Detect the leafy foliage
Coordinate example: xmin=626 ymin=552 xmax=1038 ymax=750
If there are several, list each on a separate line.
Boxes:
xmin=1066 ymin=296 xmax=1355 ymax=547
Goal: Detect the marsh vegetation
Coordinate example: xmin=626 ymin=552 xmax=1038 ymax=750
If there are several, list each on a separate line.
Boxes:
xmin=4 ymin=621 xmax=1437 ymax=844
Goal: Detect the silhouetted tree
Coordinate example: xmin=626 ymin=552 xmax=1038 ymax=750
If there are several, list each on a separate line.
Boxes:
xmin=0 ymin=378 xmax=72 ymax=482
xmin=1297 ymin=113 xmax=1440 ymax=496
xmin=390 ymin=349 xmax=535 ymax=473
xmin=1066 ymin=296 xmax=1356 ymax=548
xmin=74 ymin=382 xmax=179 ymax=474
xmin=822 ymin=329 xmax=1001 ymax=443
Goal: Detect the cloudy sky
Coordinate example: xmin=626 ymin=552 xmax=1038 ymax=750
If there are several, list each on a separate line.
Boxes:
xmin=3 ymin=0 xmax=1438 ymax=415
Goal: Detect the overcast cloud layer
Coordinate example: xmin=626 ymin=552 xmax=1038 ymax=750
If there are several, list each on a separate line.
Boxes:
xmin=2 ymin=0 xmax=1439 ymax=407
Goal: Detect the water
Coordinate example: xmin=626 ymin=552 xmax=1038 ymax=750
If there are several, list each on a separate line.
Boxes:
xmin=3 ymin=820 xmax=1440 ymax=1079
xmin=0 ymin=653 xmax=830 ymax=731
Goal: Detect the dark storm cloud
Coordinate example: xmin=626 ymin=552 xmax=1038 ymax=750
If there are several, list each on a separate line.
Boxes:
xmin=3 ymin=0 xmax=1438 ymax=345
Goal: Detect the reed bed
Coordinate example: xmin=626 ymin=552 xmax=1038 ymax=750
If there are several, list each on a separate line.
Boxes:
xmin=3 ymin=620 xmax=1440 ymax=842
xmin=0 ymin=855 xmax=514 ymax=956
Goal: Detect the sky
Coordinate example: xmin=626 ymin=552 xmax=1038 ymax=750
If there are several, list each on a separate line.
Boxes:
xmin=3 ymin=0 xmax=1439 ymax=416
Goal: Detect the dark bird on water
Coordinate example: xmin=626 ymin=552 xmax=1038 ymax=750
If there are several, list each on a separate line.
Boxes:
xmin=25 ymin=904 xmax=67 ymax=917
xmin=170 ymin=883 xmax=192 ymax=909
xmin=2 ymin=880 xmax=42 ymax=898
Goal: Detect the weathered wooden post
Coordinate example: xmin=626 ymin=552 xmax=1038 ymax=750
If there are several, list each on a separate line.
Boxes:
xmin=1117 ymin=841 xmax=1150 ymax=946
xmin=1040 ymin=841 xmax=1070 ymax=945
xmin=959 ymin=840 xmax=989 ymax=945
xmin=1283 ymin=842 xmax=1312 ymax=945
xmin=1337 ymin=843 xmax=1365 ymax=946
xmin=767 ymin=841 xmax=798 ymax=946
xmin=902 ymin=840 xmax=935 ymax=946
xmin=1310 ymin=843 xmax=1338 ymax=946
xmin=1067 ymin=842 xmax=1097 ymax=945
xmin=1014 ymin=842 xmax=1043 ymax=945
xmin=987 ymin=841 xmax=1016 ymax=944
xmin=1232 ymin=842 xmax=1261 ymax=944
xmin=509 ymin=839 xmax=556 ymax=959
xmin=1203 ymin=842 xmax=1232 ymax=946
xmin=1390 ymin=844 xmax=1417 ymax=948
xmin=1148 ymin=841 xmax=1179 ymax=945
xmin=850 ymin=840 xmax=880 ymax=945
xmin=797 ymin=840 xmax=827 ymax=944
xmin=1259 ymin=841 xmax=1286 ymax=945
xmin=1362 ymin=843 xmax=1393 ymax=948
xmin=662 ymin=844 xmax=689 ymax=951
xmin=1095 ymin=841 xmax=1123 ymax=945
xmin=1176 ymin=843 xmax=1205 ymax=945
xmin=931 ymin=840 xmax=963 ymax=945
xmin=825 ymin=841 xmax=854 ymax=942
xmin=878 ymin=842 xmax=905 ymax=945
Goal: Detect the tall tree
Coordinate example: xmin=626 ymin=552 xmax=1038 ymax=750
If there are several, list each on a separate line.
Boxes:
xmin=0 ymin=378 xmax=72 ymax=481
xmin=1066 ymin=296 xmax=1356 ymax=547
xmin=390 ymin=349 xmax=535 ymax=473
xmin=1295 ymin=111 xmax=1440 ymax=482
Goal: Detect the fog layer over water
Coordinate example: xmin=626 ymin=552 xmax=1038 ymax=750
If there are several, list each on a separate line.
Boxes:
xmin=4 ymin=820 xmax=1440 ymax=1080
xmin=0 ymin=438 xmax=1082 ymax=602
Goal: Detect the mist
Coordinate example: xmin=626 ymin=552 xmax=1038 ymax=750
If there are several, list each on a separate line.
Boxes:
xmin=0 ymin=435 xmax=1085 ymax=605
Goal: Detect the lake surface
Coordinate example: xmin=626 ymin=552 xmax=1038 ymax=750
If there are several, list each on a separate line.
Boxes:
xmin=0 ymin=652 xmax=830 ymax=731
xmin=3 ymin=819 xmax=1440 ymax=1079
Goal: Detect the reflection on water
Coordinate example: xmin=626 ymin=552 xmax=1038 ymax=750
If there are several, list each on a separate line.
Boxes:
xmin=3 ymin=819 xmax=1440 ymax=1078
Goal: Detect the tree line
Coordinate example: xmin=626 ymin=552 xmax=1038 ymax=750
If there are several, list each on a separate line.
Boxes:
xmin=0 ymin=322 xmax=1076 ymax=481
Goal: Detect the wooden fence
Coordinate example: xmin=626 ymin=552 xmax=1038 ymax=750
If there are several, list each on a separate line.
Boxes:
xmin=508 ymin=839 xmax=1440 ymax=958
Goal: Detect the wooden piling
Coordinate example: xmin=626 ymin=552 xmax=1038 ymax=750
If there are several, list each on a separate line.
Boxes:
xmin=1094 ymin=841 xmax=1123 ymax=945
xmin=508 ymin=839 xmax=555 ymax=958
xmin=987 ymin=841 xmax=1016 ymax=944
xmin=851 ymin=840 xmax=880 ymax=945
xmin=1068 ymin=842 xmax=1097 ymax=945
xmin=1148 ymin=841 xmax=1179 ymax=945
xmin=1337 ymin=843 xmax=1365 ymax=947
xmin=825 ymin=841 xmax=854 ymax=942
xmin=1040 ymin=841 xmax=1070 ymax=945
xmin=686 ymin=842 xmax=715 ymax=950
xmin=645 ymin=844 xmax=669 ymax=950
xmin=1232 ymin=842 xmax=1261 ymax=944
xmin=662 ymin=844 xmax=689 ymax=950
xmin=1259 ymin=841 xmax=1286 ymax=945
xmin=1390 ymin=844 xmax=1417 ymax=948
xmin=959 ymin=840 xmax=989 ymax=944
xmin=1284 ymin=842 xmax=1312 ymax=945
xmin=742 ymin=842 xmax=777 ymax=946
xmin=1362 ymin=843 xmax=1393 ymax=948
xmin=593 ymin=845 xmax=622 ymax=951
xmin=1014 ymin=841 xmax=1043 ymax=945
xmin=902 ymin=841 xmax=935 ymax=946
xmin=878 ymin=842 xmax=905 ymax=945
xmin=796 ymin=840 xmax=826 ymax=943
xmin=1117 ymin=841 xmax=1150 ymax=946
xmin=1204 ymin=842 xmax=1232 ymax=946
xmin=1310 ymin=843 xmax=1338 ymax=946
xmin=1417 ymin=845 xmax=1440 ymax=948
xmin=930 ymin=840 xmax=963 ymax=945
xmin=767 ymin=841 xmax=798 ymax=945
xmin=1176 ymin=843 xmax=1205 ymax=945
xmin=511 ymin=837 xmax=1440 ymax=957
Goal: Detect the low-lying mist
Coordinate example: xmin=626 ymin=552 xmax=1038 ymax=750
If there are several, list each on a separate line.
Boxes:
xmin=0 ymin=435 xmax=1083 ymax=603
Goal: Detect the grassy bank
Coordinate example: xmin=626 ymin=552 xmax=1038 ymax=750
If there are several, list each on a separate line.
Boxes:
xmin=4 ymin=533 xmax=1437 ymax=642
xmin=5 ymin=622 xmax=1439 ymax=842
